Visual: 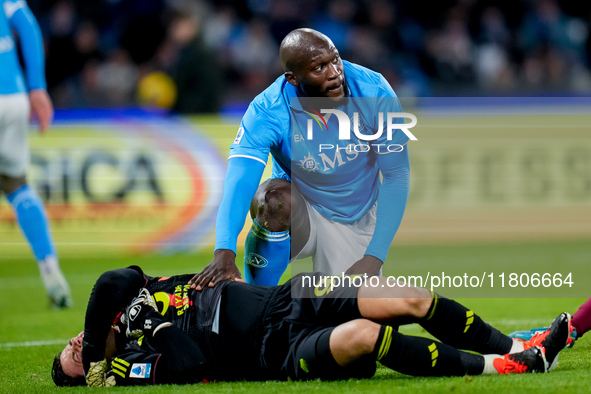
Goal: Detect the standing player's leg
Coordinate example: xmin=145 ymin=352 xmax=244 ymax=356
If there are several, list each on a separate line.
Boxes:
xmin=0 ymin=93 xmax=71 ymax=308
xmin=243 ymin=178 xmax=309 ymax=285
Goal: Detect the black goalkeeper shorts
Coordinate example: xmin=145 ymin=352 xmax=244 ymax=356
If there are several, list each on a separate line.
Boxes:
xmin=261 ymin=273 xmax=376 ymax=380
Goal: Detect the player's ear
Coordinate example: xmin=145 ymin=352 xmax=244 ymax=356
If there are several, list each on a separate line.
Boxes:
xmin=284 ymin=71 xmax=298 ymax=86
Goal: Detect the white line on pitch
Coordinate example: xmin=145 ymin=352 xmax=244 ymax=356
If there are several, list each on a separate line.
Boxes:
xmin=0 ymin=339 xmax=68 ymax=349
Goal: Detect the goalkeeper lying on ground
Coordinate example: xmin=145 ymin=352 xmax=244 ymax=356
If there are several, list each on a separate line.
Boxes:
xmin=52 ymin=266 xmax=571 ymax=386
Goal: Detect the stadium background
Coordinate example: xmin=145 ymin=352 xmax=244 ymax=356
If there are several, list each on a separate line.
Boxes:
xmin=0 ymin=0 xmax=590 ymax=391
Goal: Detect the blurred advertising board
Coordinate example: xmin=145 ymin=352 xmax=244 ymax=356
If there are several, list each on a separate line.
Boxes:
xmin=0 ymin=110 xmax=226 ymax=257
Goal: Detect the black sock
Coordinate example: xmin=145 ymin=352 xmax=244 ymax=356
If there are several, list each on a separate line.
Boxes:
xmin=420 ymin=294 xmax=512 ymax=355
xmin=373 ymin=325 xmax=484 ymax=376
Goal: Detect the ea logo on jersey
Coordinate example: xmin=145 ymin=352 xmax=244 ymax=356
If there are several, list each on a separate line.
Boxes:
xmin=128 ymin=305 xmax=142 ymax=321
xmin=246 ymin=253 xmax=268 ymax=268
xmin=233 ymin=127 xmax=245 ymax=144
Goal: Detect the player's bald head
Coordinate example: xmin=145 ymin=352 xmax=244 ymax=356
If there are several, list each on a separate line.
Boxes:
xmin=280 ymin=28 xmax=335 ymax=74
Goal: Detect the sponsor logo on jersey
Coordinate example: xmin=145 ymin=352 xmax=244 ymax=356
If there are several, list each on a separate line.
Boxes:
xmin=246 ymin=252 xmax=268 ymax=268
xmin=129 ymin=363 xmax=151 ymax=378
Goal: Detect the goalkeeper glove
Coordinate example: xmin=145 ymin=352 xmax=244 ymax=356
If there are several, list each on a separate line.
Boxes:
xmin=86 ymin=359 xmax=116 ymax=387
xmin=122 ymin=288 xmax=172 ymax=339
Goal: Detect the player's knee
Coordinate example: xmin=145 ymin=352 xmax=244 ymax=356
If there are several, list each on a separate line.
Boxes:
xmin=403 ymin=289 xmax=433 ymax=319
xmin=0 ymin=174 xmax=26 ymax=195
xmin=250 ymin=178 xmax=292 ymax=232
xmin=341 ymin=319 xmax=381 ymax=355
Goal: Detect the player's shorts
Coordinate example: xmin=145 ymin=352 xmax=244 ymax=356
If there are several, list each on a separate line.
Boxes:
xmin=214 ymin=274 xmax=374 ymax=381
xmin=260 ymin=273 xmax=375 ymax=380
xmin=293 ymin=199 xmax=377 ymax=275
xmin=0 ymin=93 xmax=30 ymax=177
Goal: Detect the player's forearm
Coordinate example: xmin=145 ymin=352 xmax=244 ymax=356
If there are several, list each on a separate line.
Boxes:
xmin=10 ymin=5 xmax=46 ymax=91
xmin=82 ymin=267 xmax=147 ymax=371
xmin=214 ymin=157 xmax=264 ymax=253
xmin=365 ymin=151 xmax=410 ymax=262
xmin=152 ymin=325 xmax=209 ymax=384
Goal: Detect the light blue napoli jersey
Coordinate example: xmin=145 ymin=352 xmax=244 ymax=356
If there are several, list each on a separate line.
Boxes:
xmin=229 ymin=60 xmax=409 ymax=223
xmin=0 ymin=0 xmax=45 ymax=94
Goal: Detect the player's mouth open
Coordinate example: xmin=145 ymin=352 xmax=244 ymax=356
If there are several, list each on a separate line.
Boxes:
xmin=326 ymin=81 xmax=344 ymax=96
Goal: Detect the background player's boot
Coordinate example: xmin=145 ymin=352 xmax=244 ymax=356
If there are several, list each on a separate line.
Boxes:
xmin=520 ymin=312 xmax=571 ymax=371
xmin=493 ymin=346 xmax=547 ymax=374
xmin=40 ymin=256 xmax=72 ymax=308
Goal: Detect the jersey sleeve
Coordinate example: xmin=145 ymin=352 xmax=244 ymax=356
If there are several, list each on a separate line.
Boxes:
xmin=107 ymin=350 xmax=162 ymax=386
xmin=82 ymin=267 xmax=148 ymax=374
xmin=5 ymin=0 xmax=46 ymax=90
xmin=365 ymin=75 xmax=411 ymax=262
xmin=364 ymin=146 xmax=410 ymax=262
xmin=228 ymin=101 xmax=283 ymax=165
xmin=374 ymin=74 xmax=410 ymax=149
xmin=108 ymin=324 xmax=210 ymax=386
xmin=214 ymin=157 xmax=265 ymax=253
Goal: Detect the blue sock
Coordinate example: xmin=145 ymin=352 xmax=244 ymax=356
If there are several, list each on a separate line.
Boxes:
xmin=6 ymin=184 xmax=56 ymax=261
xmin=243 ymin=219 xmax=290 ymax=286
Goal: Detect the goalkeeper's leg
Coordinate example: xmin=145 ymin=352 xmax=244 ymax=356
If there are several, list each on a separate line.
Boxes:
xmin=358 ymin=281 xmax=519 ymax=355
xmin=325 ymin=320 xmax=545 ymax=377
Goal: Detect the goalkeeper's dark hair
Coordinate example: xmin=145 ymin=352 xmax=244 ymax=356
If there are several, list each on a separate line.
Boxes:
xmin=51 ymin=352 xmax=86 ymax=387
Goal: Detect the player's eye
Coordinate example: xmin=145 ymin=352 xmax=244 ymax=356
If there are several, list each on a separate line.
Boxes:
xmin=333 ymin=54 xmax=340 ymax=63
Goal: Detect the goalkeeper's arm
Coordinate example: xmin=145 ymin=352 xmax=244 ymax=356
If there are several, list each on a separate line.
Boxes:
xmin=150 ymin=325 xmax=210 ymax=384
xmin=122 ymin=288 xmax=209 ymax=383
xmin=86 ymin=323 xmax=209 ymax=386
xmin=82 ymin=267 xmax=147 ymax=373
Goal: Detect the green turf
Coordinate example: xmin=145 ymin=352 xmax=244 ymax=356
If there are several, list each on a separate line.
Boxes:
xmin=1 ymin=240 xmax=589 ymax=392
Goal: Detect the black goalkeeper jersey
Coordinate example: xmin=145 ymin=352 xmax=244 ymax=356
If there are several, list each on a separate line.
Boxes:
xmin=82 ymin=268 xmax=360 ymax=386
xmin=82 ymin=266 xmax=232 ymax=386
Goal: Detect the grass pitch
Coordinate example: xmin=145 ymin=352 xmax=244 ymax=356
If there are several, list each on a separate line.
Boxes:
xmin=1 ymin=240 xmax=589 ymax=393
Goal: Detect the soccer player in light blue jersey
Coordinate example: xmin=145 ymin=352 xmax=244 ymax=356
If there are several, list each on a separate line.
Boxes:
xmin=0 ymin=0 xmax=71 ymax=307
xmin=190 ymin=28 xmax=411 ymax=288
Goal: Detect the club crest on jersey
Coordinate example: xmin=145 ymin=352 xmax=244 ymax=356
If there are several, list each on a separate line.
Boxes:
xmin=128 ymin=305 xmax=142 ymax=321
xmin=299 ymin=153 xmax=319 ymax=172
xmin=247 ymin=253 xmax=268 ymax=268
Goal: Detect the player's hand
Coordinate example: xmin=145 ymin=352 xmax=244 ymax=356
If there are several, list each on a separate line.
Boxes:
xmin=123 ymin=288 xmax=171 ymax=339
xmin=86 ymin=359 xmax=116 ymax=387
xmin=345 ymin=255 xmax=383 ymax=276
xmin=28 ymin=89 xmax=54 ymax=133
xmin=189 ymin=249 xmax=245 ymax=291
